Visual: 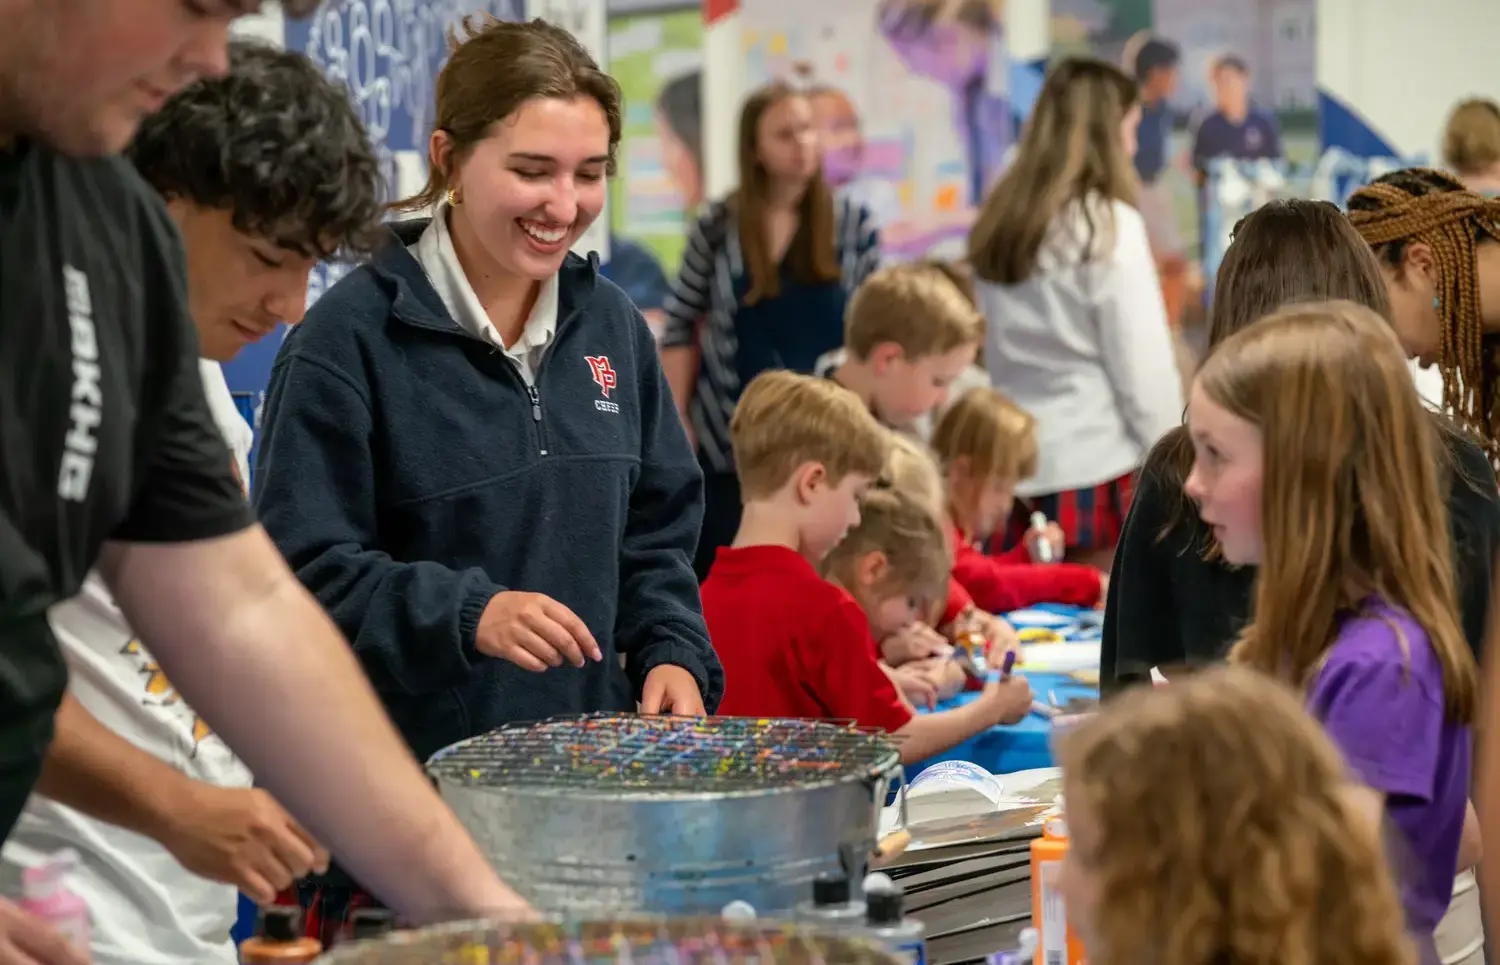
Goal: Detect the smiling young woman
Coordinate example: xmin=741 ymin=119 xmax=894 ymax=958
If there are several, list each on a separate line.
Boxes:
xmin=250 ymin=16 xmax=723 ymax=944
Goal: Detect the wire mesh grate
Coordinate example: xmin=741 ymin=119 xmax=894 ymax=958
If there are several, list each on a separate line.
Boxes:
xmin=426 ymin=714 xmax=901 ymax=794
xmin=316 ymin=917 xmax=904 ymax=965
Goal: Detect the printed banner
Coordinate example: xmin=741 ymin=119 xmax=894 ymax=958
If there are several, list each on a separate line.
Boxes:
xmin=607 ymin=3 xmax=703 ymax=288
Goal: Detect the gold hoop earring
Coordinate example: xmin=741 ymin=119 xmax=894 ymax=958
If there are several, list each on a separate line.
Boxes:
xmin=445 ymin=187 xmax=461 ymax=207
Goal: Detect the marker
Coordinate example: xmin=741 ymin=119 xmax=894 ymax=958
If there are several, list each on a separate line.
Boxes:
xmin=1030 ymin=511 xmax=1056 ymax=564
xmin=987 ymin=648 xmax=1017 ymax=685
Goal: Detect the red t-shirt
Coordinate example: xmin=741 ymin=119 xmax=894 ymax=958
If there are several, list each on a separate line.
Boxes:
xmin=949 ymin=523 xmax=1102 ymax=612
xmin=941 ymin=577 xmax=973 ymax=627
xmin=702 ymin=545 xmax=914 ymax=733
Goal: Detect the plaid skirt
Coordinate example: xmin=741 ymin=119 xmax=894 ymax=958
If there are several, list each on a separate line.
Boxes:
xmin=997 ymin=471 xmax=1138 ymax=552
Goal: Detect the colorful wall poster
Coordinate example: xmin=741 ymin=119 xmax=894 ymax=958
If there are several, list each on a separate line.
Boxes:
xmin=607 ymin=3 xmax=703 ymax=280
xmin=737 ymin=0 xmax=1011 ymax=262
xmin=1047 ymin=0 xmax=1317 ymax=320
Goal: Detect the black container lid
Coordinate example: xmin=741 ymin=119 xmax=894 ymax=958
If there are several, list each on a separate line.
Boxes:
xmin=866 ymin=888 xmax=904 ymax=925
xmin=812 ymin=872 xmax=851 ymax=906
xmin=258 ymin=907 xmax=302 ymax=942
xmin=349 ymin=908 xmax=398 ymax=940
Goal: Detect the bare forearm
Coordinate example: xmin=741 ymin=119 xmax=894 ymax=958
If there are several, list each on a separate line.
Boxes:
xmin=1460 ymin=799 xmax=1482 ymax=870
xmin=895 ymin=703 xmax=989 ymax=764
xmin=35 ymin=692 xmax=191 ymax=842
xmin=101 ymin=531 xmax=528 ymax=922
xmin=1483 ymin=564 xmax=1500 ymax=925
xmin=660 ymin=346 xmax=696 ymax=425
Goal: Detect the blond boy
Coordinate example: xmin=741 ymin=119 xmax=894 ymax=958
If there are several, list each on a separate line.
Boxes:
xmin=817 ymin=262 xmax=983 ymax=430
xmin=703 ymin=371 xmax=1031 ymax=765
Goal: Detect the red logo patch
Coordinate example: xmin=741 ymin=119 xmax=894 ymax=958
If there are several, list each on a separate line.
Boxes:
xmin=586 ymin=355 xmax=617 ymax=399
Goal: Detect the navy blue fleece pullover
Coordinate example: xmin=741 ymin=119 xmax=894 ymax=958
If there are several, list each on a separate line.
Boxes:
xmin=254 ymin=221 xmax=722 ymax=762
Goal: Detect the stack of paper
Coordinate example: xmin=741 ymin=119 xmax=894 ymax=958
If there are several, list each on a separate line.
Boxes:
xmin=876 ymin=767 xmax=1062 ymax=964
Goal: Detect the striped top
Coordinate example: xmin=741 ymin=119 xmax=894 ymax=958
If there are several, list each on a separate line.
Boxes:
xmin=662 ymin=195 xmax=881 ymax=472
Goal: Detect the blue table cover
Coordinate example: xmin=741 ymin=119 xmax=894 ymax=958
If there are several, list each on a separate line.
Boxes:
xmin=908 ymin=671 xmax=1098 ymax=779
xmin=908 ymin=604 xmax=1100 ymax=778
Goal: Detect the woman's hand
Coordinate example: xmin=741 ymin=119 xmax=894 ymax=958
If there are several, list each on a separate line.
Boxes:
xmin=640 ymin=665 xmax=705 ymax=716
xmin=476 ymin=592 xmax=602 ymax=671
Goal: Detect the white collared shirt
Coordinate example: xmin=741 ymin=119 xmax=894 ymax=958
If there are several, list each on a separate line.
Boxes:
xmin=410 ymin=202 xmax=560 ymax=385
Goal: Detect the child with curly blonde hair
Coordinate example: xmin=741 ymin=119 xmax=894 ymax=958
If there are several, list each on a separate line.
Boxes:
xmin=1056 ymin=665 xmax=1415 ymax=965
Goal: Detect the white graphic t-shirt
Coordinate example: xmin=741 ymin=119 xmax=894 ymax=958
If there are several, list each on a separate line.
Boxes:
xmin=2 ymin=361 xmax=254 ymax=965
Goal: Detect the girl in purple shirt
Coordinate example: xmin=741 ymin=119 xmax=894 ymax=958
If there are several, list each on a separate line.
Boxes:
xmin=1182 ymin=300 xmax=1481 ymax=965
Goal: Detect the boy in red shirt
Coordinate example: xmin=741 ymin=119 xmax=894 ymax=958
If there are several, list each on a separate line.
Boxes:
xmin=933 ymin=388 xmax=1107 ymax=612
xmin=702 ymin=371 xmax=1032 ymax=765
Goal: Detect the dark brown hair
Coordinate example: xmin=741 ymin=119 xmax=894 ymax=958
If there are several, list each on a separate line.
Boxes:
xmin=1151 ymin=199 xmax=1395 ymax=541
xmin=391 ymin=17 xmax=622 ymax=213
xmin=968 ymin=57 xmax=1138 ymax=286
xmin=1347 ymin=168 xmax=1500 ymax=460
xmin=733 ymin=82 xmax=838 ymax=305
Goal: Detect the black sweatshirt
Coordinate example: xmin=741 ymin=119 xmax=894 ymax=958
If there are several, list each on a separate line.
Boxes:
xmin=1101 ymin=430 xmax=1500 ymax=695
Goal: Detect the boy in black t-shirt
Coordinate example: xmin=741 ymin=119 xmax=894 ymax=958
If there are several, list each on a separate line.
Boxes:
xmin=0 ymin=2 xmax=531 ymax=955
xmin=0 ymin=41 xmax=396 ymax=964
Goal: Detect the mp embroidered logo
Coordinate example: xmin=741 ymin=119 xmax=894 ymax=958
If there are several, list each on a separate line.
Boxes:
xmin=586 ymin=355 xmax=617 ymax=398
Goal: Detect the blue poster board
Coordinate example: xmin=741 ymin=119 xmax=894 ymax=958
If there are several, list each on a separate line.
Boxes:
xmin=222 ymin=0 xmax=525 ymax=475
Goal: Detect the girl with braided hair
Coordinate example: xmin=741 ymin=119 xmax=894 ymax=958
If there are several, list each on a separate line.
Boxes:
xmin=1347 ymin=169 xmax=1500 ymax=461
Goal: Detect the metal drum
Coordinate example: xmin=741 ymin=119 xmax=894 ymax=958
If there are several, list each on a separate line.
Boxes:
xmin=314 ymin=918 xmax=904 ymax=965
xmin=426 ymin=715 xmax=903 ymax=917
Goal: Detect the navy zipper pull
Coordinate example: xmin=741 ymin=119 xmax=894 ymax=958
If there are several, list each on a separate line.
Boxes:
xmin=527 ymin=383 xmax=542 ymax=422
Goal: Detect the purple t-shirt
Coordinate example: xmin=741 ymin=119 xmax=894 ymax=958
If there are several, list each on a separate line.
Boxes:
xmin=1306 ymin=600 xmax=1471 ymax=958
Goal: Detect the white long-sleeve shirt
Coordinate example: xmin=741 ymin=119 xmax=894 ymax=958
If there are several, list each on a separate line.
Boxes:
xmin=978 ymin=196 xmax=1184 ymax=496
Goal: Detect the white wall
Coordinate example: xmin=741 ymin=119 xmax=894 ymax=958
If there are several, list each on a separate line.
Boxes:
xmin=1318 ymin=0 xmax=1500 ymax=161
xmin=1316 ymin=0 xmax=1500 ymax=405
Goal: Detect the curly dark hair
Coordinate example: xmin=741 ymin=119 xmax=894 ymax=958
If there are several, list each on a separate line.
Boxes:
xmin=127 ymin=40 xmax=384 ymax=260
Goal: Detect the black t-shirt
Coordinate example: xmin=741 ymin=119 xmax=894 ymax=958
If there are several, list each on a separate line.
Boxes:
xmin=0 ymin=143 xmax=254 ymax=840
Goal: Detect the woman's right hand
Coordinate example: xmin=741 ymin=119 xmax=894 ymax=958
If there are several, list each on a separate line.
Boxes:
xmin=0 ymin=898 xmax=88 ymax=965
xmin=476 ymin=592 xmax=602 ymax=671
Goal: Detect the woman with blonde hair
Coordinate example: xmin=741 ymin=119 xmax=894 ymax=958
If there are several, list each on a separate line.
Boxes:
xmin=1056 ymin=665 xmax=1416 ymax=965
xmin=1183 ymin=301 xmax=1479 ymax=965
xmin=662 ymin=81 xmax=882 ymax=579
xmin=969 ymin=57 xmax=1182 ymax=570
xmin=1443 ymin=99 xmax=1500 ymax=196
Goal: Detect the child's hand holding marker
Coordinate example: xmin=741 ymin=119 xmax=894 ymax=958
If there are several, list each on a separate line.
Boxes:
xmin=977 ymin=648 xmax=1032 ymax=725
xmin=1025 ymin=511 xmax=1065 ymax=564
